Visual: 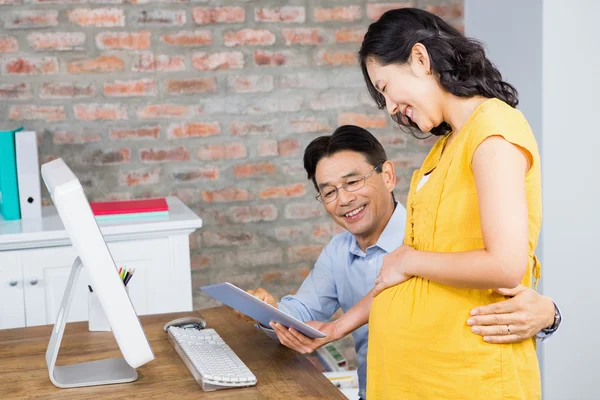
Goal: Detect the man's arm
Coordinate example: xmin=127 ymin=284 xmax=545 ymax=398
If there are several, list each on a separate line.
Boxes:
xmin=467 ymin=285 xmax=561 ymax=343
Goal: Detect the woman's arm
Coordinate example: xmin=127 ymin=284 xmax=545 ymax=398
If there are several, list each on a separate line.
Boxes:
xmin=408 ymin=136 xmax=530 ymax=288
xmin=383 ymin=136 xmax=531 ymax=290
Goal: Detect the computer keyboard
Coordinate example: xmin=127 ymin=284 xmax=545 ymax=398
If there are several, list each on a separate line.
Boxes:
xmin=167 ymin=326 xmax=257 ymax=391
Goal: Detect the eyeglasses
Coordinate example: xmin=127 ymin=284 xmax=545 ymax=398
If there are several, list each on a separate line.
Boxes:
xmin=316 ymin=162 xmax=384 ymax=204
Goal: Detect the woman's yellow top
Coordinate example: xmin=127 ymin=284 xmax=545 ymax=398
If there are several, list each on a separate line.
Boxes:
xmin=367 ymin=98 xmax=542 ymax=399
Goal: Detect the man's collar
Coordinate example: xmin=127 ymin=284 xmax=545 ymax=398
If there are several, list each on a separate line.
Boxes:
xmin=349 ymin=202 xmax=405 ymax=256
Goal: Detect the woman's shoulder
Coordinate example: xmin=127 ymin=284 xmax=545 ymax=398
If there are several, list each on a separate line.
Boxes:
xmin=472 ymin=98 xmax=531 ymax=133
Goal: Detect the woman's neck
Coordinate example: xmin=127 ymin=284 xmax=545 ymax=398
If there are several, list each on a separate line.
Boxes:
xmin=442 ymin=95 xmax=489 ymax=135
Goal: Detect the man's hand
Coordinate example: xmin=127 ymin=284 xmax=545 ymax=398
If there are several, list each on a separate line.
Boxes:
xmin=269 ymin=320 xmax=343 ymax=354
xmin=468 ymin=284 xmax=555 ymax=344
xmin=234 ymin=287 xmax=278 ymax=324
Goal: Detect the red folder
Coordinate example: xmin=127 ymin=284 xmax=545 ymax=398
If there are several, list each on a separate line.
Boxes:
xmin=90 ymin=198 xmax=169 ymax=216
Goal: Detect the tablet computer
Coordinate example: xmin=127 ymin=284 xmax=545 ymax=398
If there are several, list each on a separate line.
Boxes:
xmin=200 ymin=282 xmax=326 ymax=339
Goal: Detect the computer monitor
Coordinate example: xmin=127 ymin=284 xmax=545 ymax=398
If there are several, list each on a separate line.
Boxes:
xmin=41 ymin=158 xmax=155 ymax=388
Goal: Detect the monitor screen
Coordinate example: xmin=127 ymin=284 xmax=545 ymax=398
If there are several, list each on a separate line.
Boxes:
xmin=41 ymin=158 xmax=154 ymax=369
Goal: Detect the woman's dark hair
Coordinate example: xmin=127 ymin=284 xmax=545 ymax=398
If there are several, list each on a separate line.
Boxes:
xmin=304 ymin=125 xmax=389 ymax=193
xmin=359 ymin=7 xmax=518 ymax=136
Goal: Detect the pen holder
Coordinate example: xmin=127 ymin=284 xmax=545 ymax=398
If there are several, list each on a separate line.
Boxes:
xmin=88 ymin=286 xmax=129 ymax=332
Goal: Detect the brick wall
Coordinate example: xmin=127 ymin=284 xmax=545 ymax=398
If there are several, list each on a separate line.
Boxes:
xmin=0 ymin=0 xmax=462 ymax=364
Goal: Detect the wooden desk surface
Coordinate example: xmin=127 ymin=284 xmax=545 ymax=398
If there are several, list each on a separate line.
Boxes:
xmin=0 ymin=307 xmax=347 ymax=400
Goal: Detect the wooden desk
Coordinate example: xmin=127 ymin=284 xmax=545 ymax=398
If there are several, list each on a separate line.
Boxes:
xmin=0 ymin=307 xmax=347 ymax=399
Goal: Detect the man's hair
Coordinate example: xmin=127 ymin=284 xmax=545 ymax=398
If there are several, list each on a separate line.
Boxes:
xmin=303 ymin=125 xmax=389 ymax=191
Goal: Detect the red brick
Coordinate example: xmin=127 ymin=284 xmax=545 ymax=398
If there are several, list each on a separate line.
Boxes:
xmin=335 ymin=28 xmax=366 ymax=43
xmin=278 ymin=138 xmax=301 ymax=156
xmin=68 ymin=8 xmax=125 ymax=27
xmin=74 ymin=103 xmax=128 ymax=121
xmin=166 ymin=78 xmax=217 ymax=94
xmin=253 ymin=49 xmax=307 ymax=67
xmin=132 ymin=9 xmax=186 ymax=26
xmin=258 ymin=139 xmax=277 ymax=157
xmin=25 ymin=0 xmax=86 ymax=4
xmin=201 ymin=188 xmax=252 ymax=203
xmin=315 ymin=49 xmax=357 ymax=66
xmin=338 ymin=112 xmax=388 ymax=129
xmin=129 ymin=0 xmax=186 ymax=3
xmin=83 ymin=149 xmax=130 ymax=165
xmin=170 ymin=167 xmax=219 ymax=182
xmin=104 ymin=79 xmax=157 ymax=97
xmin=168 ymin=122 xmax=221 ymax=139
xmin=0 ymin=83 xmax=31 ymax=100
xmin=377 ymin=134 xmax=407 ymax=148
xmin=96 ymin=31 xmax=150 ymax=50
xmin=259 ymin=183 xmax=305 ymax=199
xmin=255 ymin=6 xmax=305 ymax=23
xmin=246 ymin=96 xmax=304 ymax=114
xmin=273 ymin=226 xmax=306 ymax=242
xmin=228 ymin=205 xmax=278 ymax=224
xmin=280 ymin=163 xmax=305 ymax=177
xmin=161 ymin=31 xmax=212 ymax=46
xmin=67 ymin=55 xmax=125 ymax=73
xmin=279 ymin=72 xmax=328 ymax=89
xmin=197 ymin=143 xmax=247 ymax=161
xmin=10 ymin=105 xmax=65 ymax=122
xmin=110 ymin=126 xmax=160 ymax=140
xmin=137 ymin=104 xmax=190 ymax=119
xmin=391 ymin=154 xmax=428 ymax=170
xmin=193 ymin=7 xmax=245 ymax=24
xmin=203 ymin=230 xmax=254 ymax=247
xmin=170 ymin=189 xmax=197 ymax=206
xmin=191 ymin=254 xmax=210 ymax=270
xmin=309 ymin=92 xmax=366 ymax=110
xmin=367 ymin=3 xmax=412 ymax=21
xmin=2 ymin=57 xmax=58 ymax=75
xmin=224 ymin=29 xmax=275 ymax=47
xmin=281 ymin=28 xmax=323 ymax=45
xmin=288 ymin=118 xmax=332 ymax=133
xmin=40 ymin=82 xmax=95 ymax=99
xmin=132 ymin=53 xmax=185 ymax=72
xmin=27 ymin=32 xmax=85 ymax=51
xmin=284 ymin=202 xmax=324 ymax=220
xmin=313 ymin=6 xmax=361 ymax=22
xmin=313 ymin=221 xmax=346 ymax=241
xmin=193 ymin=51 xmax=244 ymax=70
xmin=229 ymin=121 xmax=275 ymax=136
xmin=288 ymin=245 xmax=323 ymax=263
xmin=5 ymin=11 xmax=58 ymax=29
xmin=119 ymin=168 xmax=161 ymax=186
xmin=53 ymin=131 xmax=102 ymax=144
xmin=228 ymin=75 xmax=273 ymax=93
xmin=233 ymin=162 xmax=276 ymax=178
xmin=426 ymin=3 xmax=464 ymax=19
xmin=140 ymin=146 xmax=189 ymax=162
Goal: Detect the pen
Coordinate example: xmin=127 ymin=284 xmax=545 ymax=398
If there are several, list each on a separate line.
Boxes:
xmin=88 ymin=285 xmax=93 ymax=292
xmin=124 ymin=268 xmax=135 ymax=286
xmin=123 ymin=270 xmax=130 ymax=283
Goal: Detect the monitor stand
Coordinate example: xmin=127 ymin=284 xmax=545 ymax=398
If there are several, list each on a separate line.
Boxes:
xmin=45 ymin=256 xmax=138 ymax=388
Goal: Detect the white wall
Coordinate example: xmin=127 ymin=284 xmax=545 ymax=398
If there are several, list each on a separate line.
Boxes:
xmin=466 ymin=1 xmax=600 ymax=398
xmin=541 ymin=1 xmax=600 ymax=398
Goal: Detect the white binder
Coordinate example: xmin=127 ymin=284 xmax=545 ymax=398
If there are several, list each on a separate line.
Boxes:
xmin=15 ymin=130 xmax=42 ymax=219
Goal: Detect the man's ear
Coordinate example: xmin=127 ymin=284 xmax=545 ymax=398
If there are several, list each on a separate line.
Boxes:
xmin=381 ymin=160 xmax=396 ymax=191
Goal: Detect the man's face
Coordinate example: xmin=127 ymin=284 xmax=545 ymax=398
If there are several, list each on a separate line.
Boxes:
xmin=314 ymin=150 xmax=396 ymax=246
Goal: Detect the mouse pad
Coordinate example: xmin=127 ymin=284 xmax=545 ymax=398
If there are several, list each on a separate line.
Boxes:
xmin=201 ymin=282 xmax=326 ymax=339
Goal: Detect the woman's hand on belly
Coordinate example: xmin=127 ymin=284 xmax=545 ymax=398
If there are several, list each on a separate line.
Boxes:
xmin=374 ymin=244 xmax=415 ymax=296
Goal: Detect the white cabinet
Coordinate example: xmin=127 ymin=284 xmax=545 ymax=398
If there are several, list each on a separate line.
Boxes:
xmin=0 ymin=197 xmax=202 ymax=329
xmin=0 ymin=252 xmax=25 ymax=329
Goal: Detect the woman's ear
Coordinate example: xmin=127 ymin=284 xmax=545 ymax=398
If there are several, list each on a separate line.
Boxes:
xmin=410 ymin=43 xmax=432 ymax=76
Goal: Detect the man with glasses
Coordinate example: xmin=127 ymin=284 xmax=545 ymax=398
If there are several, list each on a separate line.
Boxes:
xmin=238 ymin=125 xmax=561 ymax=400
